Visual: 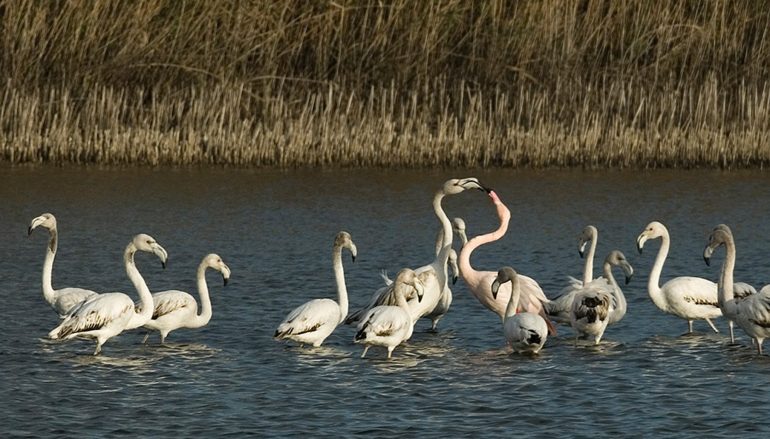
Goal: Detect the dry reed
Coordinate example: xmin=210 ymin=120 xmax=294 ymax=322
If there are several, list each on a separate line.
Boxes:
xmin=0 ymin=1 xmax=769 ymax=167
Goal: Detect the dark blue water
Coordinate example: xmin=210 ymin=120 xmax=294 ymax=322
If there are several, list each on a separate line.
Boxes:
xmin=2 ymin=166 xmax=770 ymax=437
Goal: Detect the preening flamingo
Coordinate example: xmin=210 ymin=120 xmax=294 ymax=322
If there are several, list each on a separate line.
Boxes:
xmin=569 ymin=250 xmax=633 ymax=345
xmin=354 ymin=268 xmax=424 ymax=359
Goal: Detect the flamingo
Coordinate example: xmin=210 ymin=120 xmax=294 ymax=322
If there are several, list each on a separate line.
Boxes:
xmin=348 ymin=217 xmax=466 ymax=330
xmin=569 ymin=250 xmax=633 ymax=345
xmin=636 ymin=221 xmax=751 ymax=334
xmin=48 ymin=234 xmax=168 ymax=355
xmin=544 ymin=225 xmax=599 ymax=325
xmin=423 ymin=217 xmax=468 ymax=330
xmin=704 ymin=224 xmax=770 ymax=354
xmin=354 ymin=268 xmax=424 ymax=359
xmin=275 ymin=232 xmax=357 ymax=347
xmin=346 ymin=178 xmax=489 ymax=327
xmin=491 ymin=267 xmax=548 ymax=354
xmin=28 ymin=213 xmax=98 ymax=316
xmin=140 ymin=253 xmax=231 ymax=344
xmin=458 ymin=190 xmax=556 ymax=334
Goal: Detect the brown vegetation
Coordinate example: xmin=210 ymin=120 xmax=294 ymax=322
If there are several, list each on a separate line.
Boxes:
xmin=0 ymin=1 xmax=769 ymax=167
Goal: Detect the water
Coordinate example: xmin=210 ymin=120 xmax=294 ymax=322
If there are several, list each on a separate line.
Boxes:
xmin=2 ymin=166 xmax=770 ymax=437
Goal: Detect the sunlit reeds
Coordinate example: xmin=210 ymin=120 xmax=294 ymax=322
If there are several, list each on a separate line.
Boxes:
xmin=0 ymin=1 xmax=768 ymax=167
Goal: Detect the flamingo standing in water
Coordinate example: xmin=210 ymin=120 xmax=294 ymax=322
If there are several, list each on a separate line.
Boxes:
xmin=637 ymin=221 xmax=754 ymax=335
xmin=28 ymin=213 xmax=98 ymax=316
xmin=275 ymin=232 xmax=357 ymax=347
xmin=491 ymin=267 xmax=548 ymax=354
xmin=458 ymin=190 xmax=556 ymax=334
xmin=346 ymin=178 xmax=489 ymax=328
xmin=48 ymin=234 xmax=168 ymax=355
xmin=544 ymin=225 xmax=599 ymax=325
xmin=704 ymin=224 xmax=770 ymax=354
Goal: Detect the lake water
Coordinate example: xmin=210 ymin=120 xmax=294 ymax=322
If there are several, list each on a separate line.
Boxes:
xmin=2 ymin=166 xmax=770 ymax=437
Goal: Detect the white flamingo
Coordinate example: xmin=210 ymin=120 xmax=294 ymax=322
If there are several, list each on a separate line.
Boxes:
xmin=704 ymin=224 xmax=770 ymax=354
xmin=275 ymin=232 xmax=357 ymax=347
xmin=569 ymin=250 xmax=633 ymax=345
xmin=48 ymin=234 xmax=168 ymax=355
xmin=545 ymin=225 xmax=599 ymax=325
xmin=140 ymin=253 xmax=231 ymax=344
xmin=354 ymin=268 xmax=425 ymax=359
xmin=28 ymin=213 xmax=98 ymax=316
xmin=491 ymin=267 xmax=548 ymax=354
xmin=636 ymin=221 xmax=723 ymax=333
xmin=346 ymin=178 xmax=488 ymax=326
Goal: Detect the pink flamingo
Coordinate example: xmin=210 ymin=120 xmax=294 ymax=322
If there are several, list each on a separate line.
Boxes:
xmin=458 ymin=191 xmax=557 ymax=335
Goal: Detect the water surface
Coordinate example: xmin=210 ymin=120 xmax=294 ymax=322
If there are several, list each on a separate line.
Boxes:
xmin=2 ymin=166 xmax=769 ymax=437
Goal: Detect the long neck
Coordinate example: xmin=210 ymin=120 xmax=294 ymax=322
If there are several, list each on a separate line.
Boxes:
xmin=433 ymin=228 xmax=443 ymax=256
xmin=504 ymin=280 xmax=521 ymax=320
xmin=188 ymin=262 xmax=213 ymax=328
xmin=433 ymin=190 xmax=453 ymax=250
xmin=125 ymin=245 xmax=154 ymax=329
xmin=332 ymin=245 xmax=348 ymax=324
xmin=396 ymin=288 xmax=415 ymax=339
xmin=41 ymin=228 xmax=58 ymax=305
xmin=647 ymin=232 xmax=670 ymax=310
xmin=719 ymin=237 xmax=737 ymax=317
xmin=582 ymin=232 xmax=597 ymax=285
xmin=458 ymin=195 xmax=510 ymax=287
xmin=604 ymin=262 xmax=626 ymax=320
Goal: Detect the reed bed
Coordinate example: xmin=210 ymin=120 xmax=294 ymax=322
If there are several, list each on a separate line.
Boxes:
xmin=1 ymin=0 xmax=769 ymax=167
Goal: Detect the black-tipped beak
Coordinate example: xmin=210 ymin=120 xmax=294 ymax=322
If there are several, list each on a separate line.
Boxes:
xmin=161 ymin=260 xmax=167 ymax=269
xmin=704 ymin=255 xmax=711 ymax=266
xmin=453 ymin=275 xmax=458 ymax=285
xmin=352 ymin=255 xmax=356 ymax=263
xmin=27 ymin=226 xmax=33 ymax=236
xmin=491 ymin=280 xmax=500 ymax=300
xmin=481 ymin=185 xmax=492 ymax=193
xmin=579 ymin=249 xmax=585 ymax=259
xmin=636 ymin=243 xmax=643 ymax=255
xmin=223 ymin=277 xmax=229 ymax=287
xmin=625 ymin=275 xmax=632 ymax=285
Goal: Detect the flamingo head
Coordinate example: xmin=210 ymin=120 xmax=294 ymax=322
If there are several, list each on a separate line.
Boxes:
xmin=335 ymin=231 xmax=357 ymax=262
xmin=491 ymin=266 xmax=517 ymax=300
xmin=442 ymin=178 xmax=490 ymax=195
xmin=28 ymin=213 xmax=57 ymax=235
xmin=636 ymin=221 xmax=667 ymax=254
xmin=204 ymin=253 xmax=231 ymax=286
xmin=578 ymin=225 xmax=598 ymax=258
xmin=606 ymin=250 xmax=634 ymax=285
xmin=703 ymin=224 xmax=732 ymax=266
xmin=130 ymin=233 xmax=168 ymax=269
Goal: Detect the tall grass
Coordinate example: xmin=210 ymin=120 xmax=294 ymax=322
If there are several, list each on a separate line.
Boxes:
xmin=1 ymin=0 xmax=769 ymax=167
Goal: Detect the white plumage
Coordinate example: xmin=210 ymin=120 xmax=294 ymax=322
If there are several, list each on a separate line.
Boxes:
xmin=275 ymin=232 xmax=357 ymax=347
xmin=355 ymin=268 xmax=425 ymax=358
xmin=48 ymin=234 xmax=168 ymax=355
xmin=704 ymin=224 xmax=770 ymax=354
xmin=28 ymin=213 xmax=98 ymax=317
xmin=140 ymin=253 xmax=231 ymax=344
xmin=492 ymin=267 xmax=548 ymax=354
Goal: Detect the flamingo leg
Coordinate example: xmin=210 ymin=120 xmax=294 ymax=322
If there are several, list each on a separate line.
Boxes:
xmin=687 ymin=320 xmax=694 ymax=333
xmin=704 ymin=318 xmax=719 ymax=333
xmin=360 ymin=346 xmax=369 ymax=358
xmin=728 ymin=321 xmax=735 ymax=344
xmin=142 ymin=332 xmax=150 ymax=344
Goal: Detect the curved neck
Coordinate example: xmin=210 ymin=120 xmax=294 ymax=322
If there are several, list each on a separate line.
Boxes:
xmin=458 ymin=195 xmax=510 ymax=287
xmin=332 ymin=245 xmax=348 ymax=324
xmin=647 ymin=232 xmax=670 ymax=310
xmin=125 ymin=244 xmax=154 ymax=329
xmin=433 ymin=190 xmax=453 ymax=250
xmin=433 ymin=228 xmax=443 ymax=256
xmin=719 ymin=237 xmax=737 ymax=317
xmin=604 ymin=262 xmax=626 ymax=320
xmin=582 ymin=231 xmax=597 ymax=285
xmin=41 ymin=228 xmax=58 ymax=305
xmin=189 ymin=262 xmax=213 ymax=328
xmin=396 ymin=288 xmax=415 ymax=339
xmin=504 ymin=279 xmax=521 ymax=320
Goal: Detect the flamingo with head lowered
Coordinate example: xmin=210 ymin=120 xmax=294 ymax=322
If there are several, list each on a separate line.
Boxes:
xmin=458 ymin=190 xmax=556 ymax=335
